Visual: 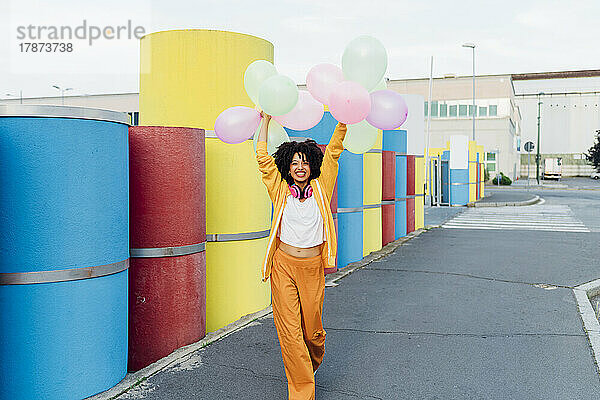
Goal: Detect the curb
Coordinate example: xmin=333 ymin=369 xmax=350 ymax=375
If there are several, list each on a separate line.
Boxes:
xmin=573 ymin=279 xmax=600 ymax=375
xmin=86 ymin=306 xmax=274 ymax=400
xmin=88 ymin=229 xmax=427 ymax=400
xmin=467 ymin=195 xmax=540 ymax=208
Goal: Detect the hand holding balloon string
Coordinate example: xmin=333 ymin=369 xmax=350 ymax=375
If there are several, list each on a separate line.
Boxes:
xmin=257 ymin=111 xmax=271 ymax=143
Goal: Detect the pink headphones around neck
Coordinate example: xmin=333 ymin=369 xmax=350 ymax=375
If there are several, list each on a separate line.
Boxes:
xmin=289 ymin=183 xmax=313 ymax=199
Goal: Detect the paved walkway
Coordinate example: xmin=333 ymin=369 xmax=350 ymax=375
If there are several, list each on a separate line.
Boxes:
xmin=424 ymin=204 xmax=464 ymax=227
xmin=96 ymin=191 xmax=600 ymax=400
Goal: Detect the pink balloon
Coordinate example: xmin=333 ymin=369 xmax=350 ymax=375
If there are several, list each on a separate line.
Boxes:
xmin=366 ymin=90 xmax=409 ymax=130
xmin=328 ymin=81 xmax=371 ymax=124
xmin=274 ymin=91 xmax=324 ymax=130
xmin=214 ymin=106 xmax=261 ymax=144
xmin=306 ymin=63 xmax=344 ymax=104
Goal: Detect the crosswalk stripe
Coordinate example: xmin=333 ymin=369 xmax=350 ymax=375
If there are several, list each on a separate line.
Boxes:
xmin=442 ymin=204 xmax=590 ymax=232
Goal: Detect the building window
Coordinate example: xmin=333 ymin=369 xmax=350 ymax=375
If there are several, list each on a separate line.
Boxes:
xmin=430 ymin=101 xmax=438 ymax=117
xmin=128 ymin=111 xmax=139 ymax=125
xmin=485 ymin=152 xmax=497 ymax=174
xmin=489 ymin=105 xmax=497 ymax=116
xmin=439 ymin=103 xmax=448 ymax=117
xmin=468 ymin=105 xmax=475 ymax=116
xmin=479 ymin=106 xmax=487 ymax=117
xmin=459 ymin=105 xmax=468 ymax=116
xmin=424 ymin=101 xmax=428 ymax=116
xmin=449 ymin=105 xmax=457 ymax=117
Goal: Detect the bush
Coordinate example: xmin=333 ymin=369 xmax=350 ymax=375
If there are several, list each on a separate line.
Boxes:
xmin=491 ymin=172 xmax=512 ymax=185
xmin=585 ymin=130 xmax=600 ymax=172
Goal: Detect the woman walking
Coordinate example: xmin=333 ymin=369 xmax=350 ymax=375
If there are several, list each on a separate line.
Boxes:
xmin=255 ymin=112 xmax=346 ymax=400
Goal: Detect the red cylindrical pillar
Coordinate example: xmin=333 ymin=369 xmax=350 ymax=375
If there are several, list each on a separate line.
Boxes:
xmin=382 ymin=151 xmax=396 ymax=201
xmin=407 ymin=155 xmax=416 ymax=233
xmin=382 ymin=151 xmax=396 ymax=246
xmin=476 ymin=162 xmax=481 ymax=199
xmin=128 ymin=126 xmax=206 ymax=371
xmin=319 ymin=144 xmax=338 ymax=275
xmin=381 ymin=203 xmax=395 ymax=246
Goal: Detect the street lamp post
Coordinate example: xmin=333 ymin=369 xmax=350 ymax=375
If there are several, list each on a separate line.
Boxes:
xmin=5 ymin=90 xmax=23 ymax=104
xmin=462 ymin=42 xmax=476 ymax=141
xmin=536 ymin=92 xmax=544 ymax=184
xmin=52 ymin=85 xmax=73 ymax=105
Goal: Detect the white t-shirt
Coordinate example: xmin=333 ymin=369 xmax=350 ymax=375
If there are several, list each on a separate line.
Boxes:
xmin=278 ymin=194 xmax=325 ymax=248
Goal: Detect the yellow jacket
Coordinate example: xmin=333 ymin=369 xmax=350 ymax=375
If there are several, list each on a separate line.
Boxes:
xmin=256 ymin=123 xmax=347 ymax=282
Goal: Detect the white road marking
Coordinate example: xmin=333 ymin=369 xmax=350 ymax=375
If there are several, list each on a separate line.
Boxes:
xmin=442 ymin=204 xmax=590 ymax=232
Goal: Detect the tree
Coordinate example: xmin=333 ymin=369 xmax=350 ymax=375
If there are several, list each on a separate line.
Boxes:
xmin=586 ymin=130 xmax=600 ymax=172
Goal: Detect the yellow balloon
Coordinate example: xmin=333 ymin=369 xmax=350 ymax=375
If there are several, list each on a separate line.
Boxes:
xmin=343 ymin=120 xmax=378 ymax=154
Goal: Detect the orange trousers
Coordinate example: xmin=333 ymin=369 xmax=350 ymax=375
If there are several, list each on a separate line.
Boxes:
xmin=271 ymin=247 xmax=326 ymax=400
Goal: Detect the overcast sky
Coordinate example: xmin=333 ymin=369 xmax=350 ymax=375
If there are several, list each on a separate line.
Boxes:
xmin=1 ymin=0 xmax=600 ymax=99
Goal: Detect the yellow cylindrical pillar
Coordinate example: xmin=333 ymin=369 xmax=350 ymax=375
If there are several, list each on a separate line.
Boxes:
xmin=139 ymin=30 xmax=273 ymax=332
xmin=363 ymin=131 xmax=383 ymax=256
xmin=414 ymin=155 xmax=425 ymax=229
xmin=426 ymin=148 xmax=443 ymax=196
xmin=468 ymin=141 xmax=477 ymax=203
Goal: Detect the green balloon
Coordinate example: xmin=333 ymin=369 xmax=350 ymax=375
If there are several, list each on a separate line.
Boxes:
xmin=343 ymin=120 xmax=378 ymax=154
xmin=258 ymin=75 xmax=299 ymax=116
xmin=244 ymin=60 xmax=277 ymax=105
xmin=342 ymin=35 xmax=388 ymax=91
xmin=253 ymin=120 xmax=290 ymax=155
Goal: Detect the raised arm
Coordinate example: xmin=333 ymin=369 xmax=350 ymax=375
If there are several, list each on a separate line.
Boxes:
xmin=256 ymin=113 xmax=281 ymax=203
xmin=319 ymin=122 xmax=347 ymax=199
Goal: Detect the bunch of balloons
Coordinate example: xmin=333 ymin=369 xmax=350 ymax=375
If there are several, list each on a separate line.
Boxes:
xmin=215 ymin=60 xmax=325 ymax=154
xmin=306 ymin=35 xmax=408 ymax=154
xmin=214 ymin=35 xmax=408 ymax=155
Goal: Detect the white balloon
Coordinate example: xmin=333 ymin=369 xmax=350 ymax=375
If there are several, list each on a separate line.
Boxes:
xmin=253 ymin=120 xmax=291 ymax=155
xmin=343 ymin=120 xmax=378 ymax=154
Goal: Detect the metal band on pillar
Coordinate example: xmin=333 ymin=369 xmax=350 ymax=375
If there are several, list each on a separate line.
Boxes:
xmin=337 ymin=206 xmax=364 ymax=213
xmin=130 ymin=242 xmax=206 ymax=258
xmin=0 ymin=259 xmax=130 ymax=285
xmin=206 ymin=229 xmax=271 ymax=242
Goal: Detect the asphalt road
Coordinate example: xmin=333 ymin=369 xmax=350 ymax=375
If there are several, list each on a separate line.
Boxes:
xmin=114 ymin=187 xmax=600 ymax=400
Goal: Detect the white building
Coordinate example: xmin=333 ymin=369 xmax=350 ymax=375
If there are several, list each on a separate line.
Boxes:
xmin=388 ymin=75 xmax=522 ymax=180
xmin=513 ymin=70 xmax=600 ymax=177
xmin=1 ymin=93 xmax=140 ymax=125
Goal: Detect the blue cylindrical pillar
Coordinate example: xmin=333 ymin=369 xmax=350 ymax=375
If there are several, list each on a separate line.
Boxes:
xmin=449 ymin=135 xmax=470 ymax=206
xmin=337 ymin=151 xmax=363 ymax=268
xmin=288 ymin=111 xmax=362 ymax=268
xmin=0 ymin=105 xmax=130 ymax=400
xmin=450 ymin=169 xmax=470 ymax=206
xmin=390 ymin=130 xmax=407 ymax=239
xmin=441 ymin=151 xmax=450 ymax=204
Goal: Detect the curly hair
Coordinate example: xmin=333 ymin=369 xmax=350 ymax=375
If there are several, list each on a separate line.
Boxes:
xmin=273 ymin=139 xmax=324 ymax=185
